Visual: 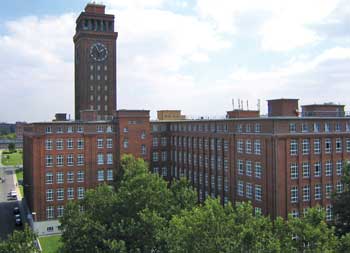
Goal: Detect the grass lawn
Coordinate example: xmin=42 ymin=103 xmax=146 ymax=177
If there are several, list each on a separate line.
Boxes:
xmin=39 ymin=235 xmax=62 ymax=253
xmin=1 ymin=150 xmax=23 ymax=166
xmin=15 ymin=169 xmax=24 ymax=197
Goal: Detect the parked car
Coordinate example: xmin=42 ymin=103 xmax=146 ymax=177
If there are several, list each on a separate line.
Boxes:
xmin=13 ymin=207 xmax=20 ymax=215
xmin=14 ymin=214 xmax=22 ymax=226
xmin=7 ymin=190 xmax=17 ymax=200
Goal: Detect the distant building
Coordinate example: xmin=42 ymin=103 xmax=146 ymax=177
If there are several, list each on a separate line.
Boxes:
xmin=157 ymin=110 xmax=186 ymax=121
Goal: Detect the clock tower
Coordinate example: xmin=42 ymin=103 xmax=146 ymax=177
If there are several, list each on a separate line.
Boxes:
xmin=74 ymin=3 xmax=118 ymax=120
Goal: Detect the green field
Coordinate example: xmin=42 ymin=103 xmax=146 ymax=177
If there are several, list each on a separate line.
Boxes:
xmin=1 ymin=150 xmax=23 ymax=166
xmin=39 ymin=235 xmax=62 ymax=253
xmin=15 ymin=169 xmax=24 ymax=197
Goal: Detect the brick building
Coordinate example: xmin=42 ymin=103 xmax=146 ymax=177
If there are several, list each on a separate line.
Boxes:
xmin=151 ymin=99 xmax=350 ymax=221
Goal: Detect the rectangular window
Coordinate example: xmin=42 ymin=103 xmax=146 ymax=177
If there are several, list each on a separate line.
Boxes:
xmin=314 ymin=162 xmax=321 ymax=177
xmin=302 ymin=139 xmax=309 ymax=155
xmin=123 ymin=139 xmax=128 ymax=149
xmin=238 ymin=180 xmax=244 ymax=196
xmin=303 ymin=185 xmax=310 ymax=201
xmin=152 ymin=152 xmax=159 ymax=162
xmin=290 ymin=163 xmax=298 ymax=179
xmin=45 ymin=127 xmax=52 ymax=134
xmin=162 ymin=151 xmax=167 ymax=162
xmin=77 ymin=139 xmax=84 ymax=149
xmin=347 ymin=139 xmax=350 ymax=152
xmin=57 ymin=188 xmax=64 ymax=201
xmin=325 ymin=160 xmax=332 ymax=176
xmin=237 ymin=140 xmax=243 ymax=153
xmin=161 ymin=137 xmax=167 ymax=146
xmin=97 ymin=154 xmax=104 ymax=165
xmin=237 ymin=160 xmax=244 ymax=175
xmin=291 ymin=186 xmax=298 ymax=203
xmin=77 ymin=187 xmax=85 ymax=199
xmin=255 ymin=185 xmax=262 ymax=201
xmin=46 ymin=189 xmax=53 ymax=202
xmin=97 ymin=170 xmax=104 ymax=181
xmin=56 ymin=172 xmax=63 ymax=184
xmin=336 ymin=181 xmax=343 ymax=193
xmin=97 ymin=126 xmax=104 ymax=133
xmin=255 ymin=123 xmax=261 ymax=133
xmin=46 ymin=172 xmax=53 ymax=184
xmin=246 ymin=183 xmax=253 ymax=199
xmin=313 ymin=122 xmax=320 ymax=132
xmin=67 ymin=154 xmax=74 ymax=166
xmin=336 ymin=138 xmax=342 ymax=153
xmin=314 ymin=139 xmax=320 ymax=154
xmin=326 ymin=205 xmax=333 ymax=221
xmin=325 ymin=183 xmax=332 ymax=199
xmin=245 ymin=140 xmax=252 ymax=154
xmin=107 ymin=169 xmax=113 ymax=181
xmin=335 ymin=123 xmax=341 ymax=132
xmin=290 ymin=123 xmax=296 ymax=133
xmin=152 ymin=137 xmax=158 ymax=147
xmin=336 ymin=160 xmax=343 ymax=176
xmin=77 ymin=171 xmax=84 ymax=182
xmin=255 ymin=162 xmax=262 ymax=179
xmin=245 ymin=124 xmax=251 ymax=133
xmin=162 ymin=167 xmax=168 ymax=177
xmin=302 ymin=123 xmax=308 ymax=132
xmin=45 ymin=155 xmax=53 ymax=167
xmin=97 ymin=138 xmax=103 ymax=148
xmin=290 ymin=140 xmax=298 ymax=155
xmin=224 ymin=140 xmax=229 ymax=152
xmin=77 ymin=154 xmax=84 ymax=166
xmin=45 ymin=139 xmax=52 ymax=150
xmin=254 ymin=140 xmax=261 ymax=155
xmin=56 ymin=155 xmax=63 ymax=167
xmin=107 ymin=138 xmax=113 ymax=148
xmin=302 ymin=162 xmax=310 ymax=178
xmin=56 ymin=139 xmax=63 ymax=150
xmin=67 ymin=188 xmax=74 ymax=200
xmin=46 ymin=206 xmax=54 ymax=219
xmin=77 ymin=126 xmax=84 ymax=133
xmin=325 ymin=138 xmax=332 ymax=153
xmin=57 ymin=205 xmax=64 ymax=217
xmin=67 ymin=139 xmax=73 ymax=149
xmin=56 ymin=127 xmax=63 ymax=134
xmin=324 ymin=123 xmax=331 ymax=132
xmin=315 ymin=184 xmax=322 ymax=200
xmin=67 ymin=171 xmax=74 ymax=183
xmin=246 ymin=160 xmax=252 ymax=176
xmin=67 ymin=126 xmax=74 ymax=133
xmin=141 ymin=144 xmax=146 ymax=155
xmin=107 ymin=153 xmax=113 ymax=165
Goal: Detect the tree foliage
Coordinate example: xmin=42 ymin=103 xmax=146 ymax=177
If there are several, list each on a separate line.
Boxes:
xmin=0 ymin=225 xmax=39 ymax=253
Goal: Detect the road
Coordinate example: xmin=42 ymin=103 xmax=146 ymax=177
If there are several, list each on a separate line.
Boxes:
xmin=0 ymin=150 xmax=24 ymax=240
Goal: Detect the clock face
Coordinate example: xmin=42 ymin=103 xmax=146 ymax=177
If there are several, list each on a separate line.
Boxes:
xmin=90 ymin=42 xmax=108 ymax=62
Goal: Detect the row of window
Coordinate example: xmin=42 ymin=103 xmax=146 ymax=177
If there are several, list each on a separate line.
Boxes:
xmin=45 ymin=138 xmax=113 ymax=150
xmin=290 ymin=160 xmax=344 ymax=179
xmin=237 ymin=160 xmax=263 ymax=179
xmin=290 ymin=205 xmax=333 ymax=221
xmin=46 ymin=187 xmax=85 ymax=202
xmin=289 ymin=122 xmax=350 ymax=133
xmin=152 ymin=137 xmax=168 ymax=147
xmin=168 ymin=122 xmax=262 ymax=134
xmin=170 ymin=152 xmax=229 ymax=171
xmin=45 ymin=125 xmax=113 ymax=134
xmin=290 ymin=138 xmax=350 ymax=155
xmin=237 ymin=181 xmax=262 ymax=201
xmin=237 ymin=139 xmax=261 ymax=155
xmin=171 ymin=137 xmax=229 ymax=152
xmin=46 ymin=171 xmax=85 ymax=184
xmin=45 ymin=153 xmax=113 ymax=167
xmin=290 ymin=182 xmax=343 ymax=203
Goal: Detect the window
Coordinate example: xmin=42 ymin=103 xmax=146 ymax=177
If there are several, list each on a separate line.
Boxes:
xmin=46 ymin=172 xmax=53 ymax=184
xmin=77 ymin=139 xmax=84 ymax=149
xmin=77 ymin=171 xmax=84 ymax=182
xmin=325 ymin=138 xmax=331 ymax=153
xmin=347 ymin=139 xmax=350 ymax=152
xmin=303 ymin=185 xmax=310 ymax=201
xmin=56 ymin=172 xmax=63 ymax=184
xmin=237 ymin=140 xmax=243 ymax=153
xmin=314 ymin=184 xmax=322 ymax=200
xmin=141 ymin=144 xmax=146 ymax=155
xmin=245 ymin=124 xmax=251 ymax=133
xmin=238 ymin=180 xmax=244 ymax=196
xmin=237 ymin=160 xmax=244 ymax=175
xmin=291 ymin=186 xmax=298 ymax=203
xmin=123 ymin=139 xmax=128 ymax=149
xmin=255 ymin=185 xmax=262 ymax=201
xmin=246 ymin=183 xmax=253 ymax=199
xmin=45 ymin=126 xmax=52 ymax=134
xmin=325 ymin=161 xmax=332 ymax=176
xmin=77 ymin=154 xmax=84 ymax=166
xmin=67 ymin=126 xmax=74 ymax=133
xmin=326 ymin=205 xmax=333 ymax=221
xmin=291 ymin=210 xmax=299 ymax=218
xmin=302 ymin=162 xmax=310 ymax=178
xmin=67 ymin=188 xmax=74 ymax=200
xmin=336 ymin=181 xmax=343 ymax=193
xmin=302 ymin=123 xmax=308 ymax=132
xmin=106 ymin=125 xmax=112 ymax=133
xmin=67 ymin=154 xmax=74 ymax=166
xmin=246 ymin=140 xmax=252 ymax=154
xmin=107 ymin=153 xmax=113 ymax=165
xmin=324 ymin=123 xmax=331 ymax=132
xmin=335 ymin=123 xmax=341 ymax=132
xmin=57 ymin=188 xmax=64 ymax=201
xmin=336 ymin=138 xmax=342 ymax=153
xmin=290 ymin=140 xmax=298 ymax=155
xmin=290 ymin=163 xmax=298 ymax=179
xmin=97 ymin=154 xmax=104 ymax=165
xmin=45 ymin=139 xmax=52 ymax=150
xmin=97 ymin=170 xmax=104 ymax=181
xmin=161 ymin=151 xmax=167 ymax=161
xmin=77 ymin=126 xmax=84 ymax=133
xmin=67 ymin=139 xmax=73 ymax=149
xmin=55 ymin=139 xmax=63 ymax=150
xmin=336 ymin=160 xmax=343 ymax=175
xmin=141 ymin=131 xmax=146 ymax=139
xmin=77 ymin=187 xmax=85 ymax=199
xmin=97 ymin=138 xmax=103 ymax=148
xmin=97 ymin=126 xmax=104 ymax=133
xmin=57 ymin=127 xmax=63 ymax=134
xmin=106 ymin=138 xmax=113 ymax=148
xmin=224 ymin=140 xmax=229 ymax=152
xmin=255 ymin=162 xmax=262 ymax=178
xmin=46 ymin=189 xmax=53 ymax=202
xmin=57 ymin=205 xmax=64 ymax=218
xmin=314 ymin=162 xmax=321 ymax=177
xmin=153 ymin=167 xmax=159 ymax=174
xmin=107 ymin=169 xmax=113 ymax=181
xmin=237 ymin=124 xmax=243 ymax=133
xmin=314 ymin=139 xmax=320 ymax=154
xmin=67 ymin=171 xmax=74 ymax=183
xmin=255 ymin=123 xmax=261 ymax=133
xmin=313 ymin=122 xmax=320 ymax=132
xmin=325 ymin=183 xmax=332 ymax=199
xmin=152 ymin=152 xmax=159 ymax=162
xmin=290 ymin=123 xmax=296 ymax=133
xmin=123 ymin=127 xmax=128 ymax=133
xmin=302 ymin=139 xmax=309 ymax=155
xmin=46 ymin=155 xmax=53 ymax=167
xmin=246 ymin=160 xmax=252 ymax=176
xmin=56 ymin=155 xmax=63 ymax=167
xmin=254 ymin=140 xmax=261 ymax=155
xmin=46 ymin=206 xmax=54 ymax=219
xmin=152 ymin=137 xmax=158 ymax=147
xmin=162 ymin=167 xmax=168 ymax=177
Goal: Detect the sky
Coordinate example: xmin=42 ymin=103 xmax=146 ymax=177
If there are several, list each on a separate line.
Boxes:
xmin=0 ymin=0 xmax=349 ymax=122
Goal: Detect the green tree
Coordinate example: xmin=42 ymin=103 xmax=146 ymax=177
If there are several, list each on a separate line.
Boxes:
xmin=8 ymin=142 xmax=15 ymax=153
xmin=0 ymin=225 xmax=39 ymax=253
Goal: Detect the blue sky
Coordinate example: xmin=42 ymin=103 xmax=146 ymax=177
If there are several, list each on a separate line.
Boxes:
xmin=0 ymin=0 xmax=350 ymax=122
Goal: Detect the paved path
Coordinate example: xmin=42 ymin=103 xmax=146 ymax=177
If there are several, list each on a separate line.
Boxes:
xmin=0 ymin=150 xmax=24 ymax=239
